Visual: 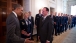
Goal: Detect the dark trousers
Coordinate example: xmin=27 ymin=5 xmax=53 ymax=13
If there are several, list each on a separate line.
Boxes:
xmin=68 ymin=23 xmax=72 ymax=29
xmin=60 ymin=26 xmax=62 ymax=33
xmin=36 ymin=27 xmax=39 ymax=41
xmin=64 ymin=23 xmax=67 ymax=31
xmin=54 ymin=25 xmax=57 ymax=36
xmin=30 ymin=27 xmax=33 ymax=40
xmin=61 ymin=24 xmax=64 ymax=32
xmin=74 ymin=21 xmax=75 ymax=27
xmin=57 ymin=24 xmax=60 ymax=35
xmin=60 ymin=25 xmax=64 ymax=33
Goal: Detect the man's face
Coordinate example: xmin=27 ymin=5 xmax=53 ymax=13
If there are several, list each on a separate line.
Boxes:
xmin=39 ymin=10 xmax=41 ymax=14
xmin=42 ymin=8 xmax=48 ymax=16
xmin=54 ymin=12 xmax=56 ymax=16
xmin=58 ymin=13 xmax=60 ymax=16
xmin=29 ymin=12 xmax=31 ymax=16
xmin=17 ymin=7 xmax=23 ymax=16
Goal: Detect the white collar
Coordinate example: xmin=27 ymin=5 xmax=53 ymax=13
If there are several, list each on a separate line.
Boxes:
xmin=39 ymin=14 xmax=41 ymax=16
xmin=29 ymin=16 xmax=31 ymax=19
xmin=43 ymin=14 xmax=48 ymax=19
xmin=12 ymin=11 xmax=17 ymax=17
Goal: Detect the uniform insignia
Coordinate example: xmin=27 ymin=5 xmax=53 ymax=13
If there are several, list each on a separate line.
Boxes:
xmin=29 ymin=21 xmax=31 ymax=24
xmin=22 ymin=22 xmax=25 ymax=25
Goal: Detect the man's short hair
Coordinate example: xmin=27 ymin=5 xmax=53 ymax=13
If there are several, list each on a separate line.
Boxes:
xmin=13 ymin=4 xmax=22 ymax=10
xmin=44 ymin=7 xmax=49 ymax=12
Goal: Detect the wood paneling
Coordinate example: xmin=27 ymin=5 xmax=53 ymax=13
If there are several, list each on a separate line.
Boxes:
xmin=0 ymin=0 xmax=23 ymax=37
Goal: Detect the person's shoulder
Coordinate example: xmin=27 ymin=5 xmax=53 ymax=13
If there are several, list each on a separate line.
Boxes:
xmin=20 ymin=19 xmax=25 ymax=23
xmin=36 ymin=14 xmax=39 ymax=15
xmin=46 ymin=15 xmax=51 ymax=19
xmin=47 ymin=15 xmax=52 ymax=18
xmin=20 ymin=19 xmax=25 ymax=21
xmin=31 ymin=16 xmax=34 ymax=18
xmin=6 ymin=12 xmax=16 ymax=23
xmin=6 ymin=12 xmax=14 ymax=19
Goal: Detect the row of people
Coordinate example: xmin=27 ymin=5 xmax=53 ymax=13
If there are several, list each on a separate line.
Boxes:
xmin=53 ymin=13 xmax=76 ymax=36
xmin=35 ymin=9 xmax=76 ymax=43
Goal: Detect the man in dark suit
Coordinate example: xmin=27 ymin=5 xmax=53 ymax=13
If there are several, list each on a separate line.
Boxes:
xmin=50 ymin=11 xmax=54 ymax=35
xmin=35 ymin=9 xmax=42 ymax=41
xmin=64 ymin=14 xmax=68 ymax=31
xmin=28 ymin=11 xmax=34 ymax=40
xmin=57 ymin=13 xmax=61 ymax=35
xmin=53 ymin=12 xmax=58 ymax=36
xmin=60 ymin=13 xmax=65 ymax=33
xmin=6 ymin=4 xmax=33 ymax=43
xmin=39 ymin=7 xmax=54 ymax=43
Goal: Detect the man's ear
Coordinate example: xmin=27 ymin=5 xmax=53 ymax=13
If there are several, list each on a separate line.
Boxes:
xmin=16 ymin=7 xmax=20 ymax=11
xmin=16 ymin=8 xmax=19 ymax=11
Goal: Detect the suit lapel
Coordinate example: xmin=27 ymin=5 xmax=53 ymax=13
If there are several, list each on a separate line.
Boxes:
xmin=41 ymin=16 xmax=48 ymax=27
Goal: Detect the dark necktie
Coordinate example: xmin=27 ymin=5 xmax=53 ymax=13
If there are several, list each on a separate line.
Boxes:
xmin=42 ymin=17 xmax=45 ymax=22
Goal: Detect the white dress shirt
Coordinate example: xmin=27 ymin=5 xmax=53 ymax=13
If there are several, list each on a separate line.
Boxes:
xmin=12 ymin=11 xmax=17 ymax=17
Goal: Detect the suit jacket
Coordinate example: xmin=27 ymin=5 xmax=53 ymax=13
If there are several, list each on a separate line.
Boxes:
xmin=57 ymin=16 xmax=61 ymax=26
xmin=6 ymin=12 xmax=25 ymax=43
xmin=20 ymin=19 xmax=28 ymax=31
xmin=28 ymin=16 xmax=34 ymax=29
xmin=53 ymin=15 xmax=57 ymax=25
xmin=64 ymin=16 xmax=68 ymax=24
xmin=35 ymin=14 xmax=42 ymax=27
xmin=53 ymin=16 xmax=57 ymax=23
xmin=68 ymin=16 xmax=72 ymax=24
xmin=60 ymin=16 xmax=65 ymax=25
xmin=39 ymin=15 xmax=54 ymax=42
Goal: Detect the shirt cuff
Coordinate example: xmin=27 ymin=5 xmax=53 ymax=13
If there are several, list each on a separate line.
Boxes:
xmin=47 ymin=40 xmax=50 ymax=42
xmin=24 ymin=39 xmax=26 ymax=43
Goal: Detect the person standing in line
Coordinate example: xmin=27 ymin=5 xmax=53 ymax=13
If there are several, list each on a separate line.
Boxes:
xmin=68 ymin=15 xmax=72 ymax=29
xmin=35 ymin=9 xmax=42 ymax=41
xmin=53 ymin=12 xmax=58 ymax=36
xmin=28 ymin=11 xmax=34 ymax=40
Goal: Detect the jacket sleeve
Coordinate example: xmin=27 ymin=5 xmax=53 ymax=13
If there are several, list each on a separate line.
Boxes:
xmin=32 ymin=17 xmax=34 ymax=27
xmin=35 ymin=14 xmax=37 ymax=25
xmin=20 ymin=20 xmax=24 ymax=30
xmin=47 ymin=18 xmax=53 ymax=41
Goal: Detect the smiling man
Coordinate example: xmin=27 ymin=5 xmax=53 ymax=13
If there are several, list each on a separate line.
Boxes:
xmin=39 ymin=7 xmax=54 ymax=43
